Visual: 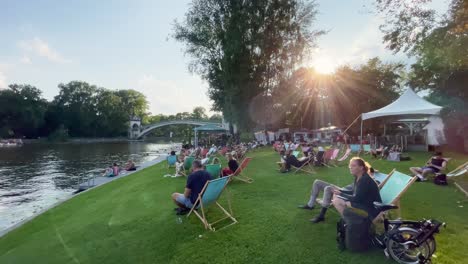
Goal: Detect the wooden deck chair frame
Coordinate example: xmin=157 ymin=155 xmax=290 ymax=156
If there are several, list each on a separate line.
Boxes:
xmin=446 ymin=161 xmax=468 ymax=177
xmin=337 ymin=148 xmax=352 ymax=164
xmin=293 ymin=155 xmax=316 ymax=174
xmin=231 ymin=157 xmax=253 ymax=183
xmin=373 ymin=170 xmax=418 ymax=223
xmin=187 ymin=176 xmax=237 ymax=231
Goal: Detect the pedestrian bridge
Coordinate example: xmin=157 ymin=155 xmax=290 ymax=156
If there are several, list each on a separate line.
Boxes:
xmin=129 ymin=119 xmax=223 ymax=139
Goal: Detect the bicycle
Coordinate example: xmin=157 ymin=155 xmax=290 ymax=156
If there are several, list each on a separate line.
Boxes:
xmin=371 ymin=202 xmax=445 ymax=264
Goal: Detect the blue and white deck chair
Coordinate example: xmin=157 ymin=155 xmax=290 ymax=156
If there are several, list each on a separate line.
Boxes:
xmin=373 ymin=170 xmax=392 ymax=186
xmin=363 ymin=144 xmax=371 ymax=154
xmin=167 ymin=155 xmax=177 ymax=168
xmin=187 ymin=176 xmax=237 ymax=231
xmin=350 ymin=144 xmax=361 ymax=153
xmin=374 ymin=170 xmax=417 ymax=221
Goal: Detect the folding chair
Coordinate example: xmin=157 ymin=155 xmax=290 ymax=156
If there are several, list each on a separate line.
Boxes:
xmin=166 ymin=155 xmax=177 ymax=168
xmin=373 ymin=169 xmax=393 ymax=186
xmin=293 ymin=155 xmax=316 ymax=174
xmin=350 ymin=144 xmax=361 ymax=154
xmin=180 ymin=156 xmax=195 ymax=177
xmin=230 ymin=157 xmax=253 ymax=183
xmin=205 ymin=164 xmax=222 ymax=178
xmin=374 ymin=170 xmax=418 ymax=221
xmin=322 ymin=149 xmax=334 ymax=167
xmin=292 ymin=150 xmax=300 ymax=158
xmin=446 ymin=161 xmax=468 ymax=177
xmin=337 ymin=148 xmax=352 ymax=163
xmin=187 ymin=176 xmax=237 ymax=231
xmin=200 ymin=148 xmax=209 ymax=158
xmin=363 ymin=144 xmax=371 ymax=154
xmin=328 ymin=148 xmax=340 ymax=167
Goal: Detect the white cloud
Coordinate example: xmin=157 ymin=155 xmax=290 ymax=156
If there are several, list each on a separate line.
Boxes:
xmin=19 ymin=37 xmax=70 ymax=63
xmin=135 ymin=74 xmax=212 ymax=115
xmin=0 ymin=71 xmax=7 ymax=89
xmin=20 ymin=55 xmax=32 ymax=65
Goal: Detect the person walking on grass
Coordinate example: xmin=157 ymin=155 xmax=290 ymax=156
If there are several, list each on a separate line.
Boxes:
xmin=171 ymin=160 xmax=211 ymax=215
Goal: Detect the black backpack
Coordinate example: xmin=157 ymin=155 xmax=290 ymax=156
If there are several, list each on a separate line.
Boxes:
xmin=434 ymin=174 xmax=448 ymax=185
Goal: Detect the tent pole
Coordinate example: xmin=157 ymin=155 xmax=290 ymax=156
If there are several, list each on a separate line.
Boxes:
xmin=343 ymin=114 xmax=361 ymax=135
xmin=360 ymin=116 xmax=363 ymax=148
xmin=383 ymin=124 xmax=386 ymax=136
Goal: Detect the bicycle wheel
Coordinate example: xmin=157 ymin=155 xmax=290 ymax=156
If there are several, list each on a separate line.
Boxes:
xmin=386 ymin=227 xmax=432 ymax=264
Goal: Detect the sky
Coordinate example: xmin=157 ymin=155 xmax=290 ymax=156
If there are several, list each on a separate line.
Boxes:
xmin=0 ymin=0 xmax=448 ymax=115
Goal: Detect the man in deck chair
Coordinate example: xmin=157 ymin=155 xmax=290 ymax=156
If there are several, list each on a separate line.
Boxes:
xmin=171 ymin=160 xmax=212 ymax=215
xmin=410 ymin=151 xmax=448 ymax=181
xmin=281 ymin=150 xmax=310 ymax=173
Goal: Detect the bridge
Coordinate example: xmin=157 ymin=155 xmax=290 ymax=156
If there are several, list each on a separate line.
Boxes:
xmin=129 ymin=119 xmax=224 ymax=139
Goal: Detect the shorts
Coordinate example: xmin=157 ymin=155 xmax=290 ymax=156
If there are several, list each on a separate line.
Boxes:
xmin=174 ymin=193 xmax=194 ymax=208
xmin=422 ymin=166 xmax=439 ymax=173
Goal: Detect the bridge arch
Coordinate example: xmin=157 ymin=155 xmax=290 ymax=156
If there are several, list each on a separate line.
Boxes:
xmin=132 ymin=120 xmax=223 ymax=139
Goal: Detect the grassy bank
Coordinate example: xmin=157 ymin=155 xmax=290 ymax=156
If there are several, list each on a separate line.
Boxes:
xmin=1 ymin=148 xmax=467 ymax=263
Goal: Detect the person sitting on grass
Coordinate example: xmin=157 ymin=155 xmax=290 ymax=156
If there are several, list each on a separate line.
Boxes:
xmin=112 ymin=163 xmax=120 ymax=176
xmin=409 ymin=151 xmax=447 ymax=181
xmin=280 ymin=149 xmax=309 ymax=173
xmin=332 ymin=157 xmax=382 ymax=221
xmin=171 ymin=160 xmax=212 ymax=215
xmin=103 ymin=166 xmax=114 ymax=177
xmin=222 ymin=153 xmax=239 ymax=177
xmin=125 ymin=160 xmax=137 ymax=171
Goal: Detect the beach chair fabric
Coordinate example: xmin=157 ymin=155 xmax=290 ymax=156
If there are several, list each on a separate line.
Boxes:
xmin=447 ymin=161 xmax=468 ymax=177
xmin=184 ymin=157 xmax=195 ymax=171
xmin=187 ymin=176 xmax=237 ymax=231
xmin=231 ymin=157 xmax=253 ymax=183
xmin=292 ymin=151 xmax=300 ymax=158
xmin=205 ymin=164 xmax=221 ymax=178
xmin=363 ymin=144 xmax=371 ymax=154
xmin=337 ymin=148 xmax=352 ymax=162
xmin=373 ymin=172 xmax=389 ymax=185
xmin=350 ymin=144 xmax=361 ymax=153
xmin=379 ymin=171 xmax=417 ymax=205
xmin=167 ymin=155 xmax=177 ymax=168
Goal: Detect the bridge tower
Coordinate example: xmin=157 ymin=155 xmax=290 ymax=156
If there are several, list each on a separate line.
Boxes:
xmin=129 ymin=116 xmax=141 ymax=139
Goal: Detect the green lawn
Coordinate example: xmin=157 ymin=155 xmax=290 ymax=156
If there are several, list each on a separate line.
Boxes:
xmin=1 ymin=148 xmax=468 ymax=264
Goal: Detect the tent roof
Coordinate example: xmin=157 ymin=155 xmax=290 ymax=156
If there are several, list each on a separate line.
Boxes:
xmin=362 ymin=89 xmax=442 ymax=120
xmin=193 ymin=124 xmax=228 ymax=132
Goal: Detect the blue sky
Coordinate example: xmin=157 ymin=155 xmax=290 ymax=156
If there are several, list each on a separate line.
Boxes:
xmin=0 ymin=0 xmax=448 ymax=115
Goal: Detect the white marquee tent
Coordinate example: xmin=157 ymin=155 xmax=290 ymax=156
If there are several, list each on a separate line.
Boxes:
xmin=360 ymin=89 xmax=443 ymax=145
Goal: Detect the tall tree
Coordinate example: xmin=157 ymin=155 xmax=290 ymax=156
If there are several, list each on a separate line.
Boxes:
xmin=174 ymin=0 xmax=323 ymax=131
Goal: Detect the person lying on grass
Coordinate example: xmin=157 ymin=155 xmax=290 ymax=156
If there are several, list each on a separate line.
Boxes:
xmin=171 ymin=159 xmax=212 ymax=215
xmin=298 ymin=158 xmax=380 ymax=223
xmin=409 ymin=151 xmax=447 ymax=182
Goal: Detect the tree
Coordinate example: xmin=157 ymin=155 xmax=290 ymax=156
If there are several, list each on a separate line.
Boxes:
xmin=0 ymin=84 xmax=47 ymax=138
xmin=191 ymin=106 xmax=208 ymax=120
xmin=174 ymin=0 xmax=323 ymax=131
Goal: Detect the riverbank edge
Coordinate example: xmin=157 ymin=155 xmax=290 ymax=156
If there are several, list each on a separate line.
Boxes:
xmin=0 ymin=155 xmax=168 ymax=238
xmin=21 ymin=137 xmax=184 ymax=144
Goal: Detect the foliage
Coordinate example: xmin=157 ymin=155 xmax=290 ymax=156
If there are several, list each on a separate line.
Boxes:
xmin=0 ymin=84 xmax=48 ymax=138
xmin=1 ymin=148 xmax=468 ymax=263
xmin=174 ymin=0 xmax=324 ymax=131
xmin=47 ymin=125 xmax=69 ymax=142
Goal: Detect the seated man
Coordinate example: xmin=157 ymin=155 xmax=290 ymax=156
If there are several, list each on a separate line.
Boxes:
xmin=175 ymin=153 xmax=186 ymax=176
xmin=171 ymin=160 xmax=212 ymax=215
xmin=281 ymin=150 xmax=309 ymax=172
xmin=410 ymin=151 xmax=447 ymax=181
xmin=125 ymin=160 xmax=137 ymax=171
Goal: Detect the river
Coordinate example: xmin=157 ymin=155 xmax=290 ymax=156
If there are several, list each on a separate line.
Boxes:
xmin=0 ymin=141 xmax=177 ymax=233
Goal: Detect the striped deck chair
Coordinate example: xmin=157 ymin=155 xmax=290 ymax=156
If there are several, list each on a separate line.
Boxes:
xmin=322 ymin=149 xmax=334 ymax=167
xmin=201 ymin=148 xmax=209 ymax=158
xmin=337 ymin=148 xmax=352 ymax=163
xmin=447 ymin=161 xmax=468 ymax=177
xmin=375 ymin=170 xmax=418 ymax=220
xmin=205 ymin=164 xmax=222 ymax=178
xmin=230 ymin=157 xmax=253 ymax=183
xmin=166 ymin=155 xmax=177 ymax=168
xmin=328 ymin=148 xmax=340 ymax=167
xmin=187 ymin=176 xmax=237 ymax=231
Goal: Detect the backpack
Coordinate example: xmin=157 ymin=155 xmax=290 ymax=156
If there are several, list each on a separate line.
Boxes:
xmin=434 ymin=174 xmax=448 ymax=185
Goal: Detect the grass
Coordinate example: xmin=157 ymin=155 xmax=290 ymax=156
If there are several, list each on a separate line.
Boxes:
xmin=1 ymin=148 xmax=468 ymax=264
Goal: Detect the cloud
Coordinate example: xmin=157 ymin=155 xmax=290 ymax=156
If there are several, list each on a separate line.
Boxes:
xmin=19 ymin=37 xmax=70 ymax=63
xmin=135 ymin=74 xmax=212 ymax=115
xmin=20 ymin=55 xmax=32 ymax=65
xmin=0 ymin=71 xmax=7 ymax=89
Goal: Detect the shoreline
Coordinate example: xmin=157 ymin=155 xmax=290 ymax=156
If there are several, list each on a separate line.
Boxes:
xmin=20 ymin=137 xmax=184 ymax=144
xmin=0 ymin=155 xmax=167 ymax=238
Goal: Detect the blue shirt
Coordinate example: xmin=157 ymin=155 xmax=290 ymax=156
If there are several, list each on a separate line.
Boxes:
xmin=186 ymin=170 xmax=212 ymax=204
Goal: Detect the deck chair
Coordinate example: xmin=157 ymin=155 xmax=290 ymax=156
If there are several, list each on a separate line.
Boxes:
xmin=337 ymin=148 xmax=352 ymax=163
xmin=293 ymin=155 xmax=316 ymax=174
xmin=446 ymin=161 xmax=468 ymax=177
xmin=205 ymin=164 xmax=222 ymax=178
xmin=219 ymin=147 xmax=229 ymax=156
xmin=350 ymin=144 xmax=361 ymax=153
xmin=201 ymin=148 xmax=209 ymax=158
xmin=179 ymin=156 xmax=195 ymax=177
xmin=363 ymin=144 xmax=371 ymax=154
xmin=327 ymin=148 xmax=340 ymax=167
xmin=375 ymin=170 xmax=418 ymax=221
xmin=292 ymin=150 xmax=300 ymax=158
xmin=166 ymin=155 xmax=177 ymax=168
xmin=230 ymin=157 xmax=253 ymax=183
xmin=314 ymin=151 xmax=325 ymax=166
xmin=322 ymin=149 xmax=334 ymax=167
xmin=187 ymin=176 xmax=237 ymax=231
xmin=373 ymin=170 xmax=391 ymax=186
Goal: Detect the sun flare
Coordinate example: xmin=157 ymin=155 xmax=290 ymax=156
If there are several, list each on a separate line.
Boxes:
xmin=310 ymin=55 xmax=337 ymax=74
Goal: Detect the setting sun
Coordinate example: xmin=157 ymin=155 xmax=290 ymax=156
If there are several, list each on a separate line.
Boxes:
xmin=310 ymin=55 xmax=337 ymax=74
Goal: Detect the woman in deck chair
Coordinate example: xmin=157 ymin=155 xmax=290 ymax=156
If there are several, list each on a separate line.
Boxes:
xmin=410 ymin=151 xmax=447 ymax=182
xmin=222 ymin=153 xmax=239 ymax=177
xmin=332 ymin=158 xmax=382 ymax=221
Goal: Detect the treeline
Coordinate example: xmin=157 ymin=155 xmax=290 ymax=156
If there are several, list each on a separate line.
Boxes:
xmin=0 ymin=81 xmax=220 ymax=140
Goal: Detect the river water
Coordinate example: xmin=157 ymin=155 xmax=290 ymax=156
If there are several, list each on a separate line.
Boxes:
xmin=0 ymin=141 xmax=176 ymax=233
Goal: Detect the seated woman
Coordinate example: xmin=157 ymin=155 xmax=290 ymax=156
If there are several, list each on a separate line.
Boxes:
xmin=222 ymin=153 xmax=239 ymax=176
xmin=410 ymin=151 xmax=447 ymax=181
xmin=103 ymin=166 xmax=114 ymax=177
xmin=281 ymin=150 xmax=309 ymax=172
xmin=329 ymin=157 xmax=382 ymax=222
xmin=125 ymin=160 xmax=137 ymax=171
